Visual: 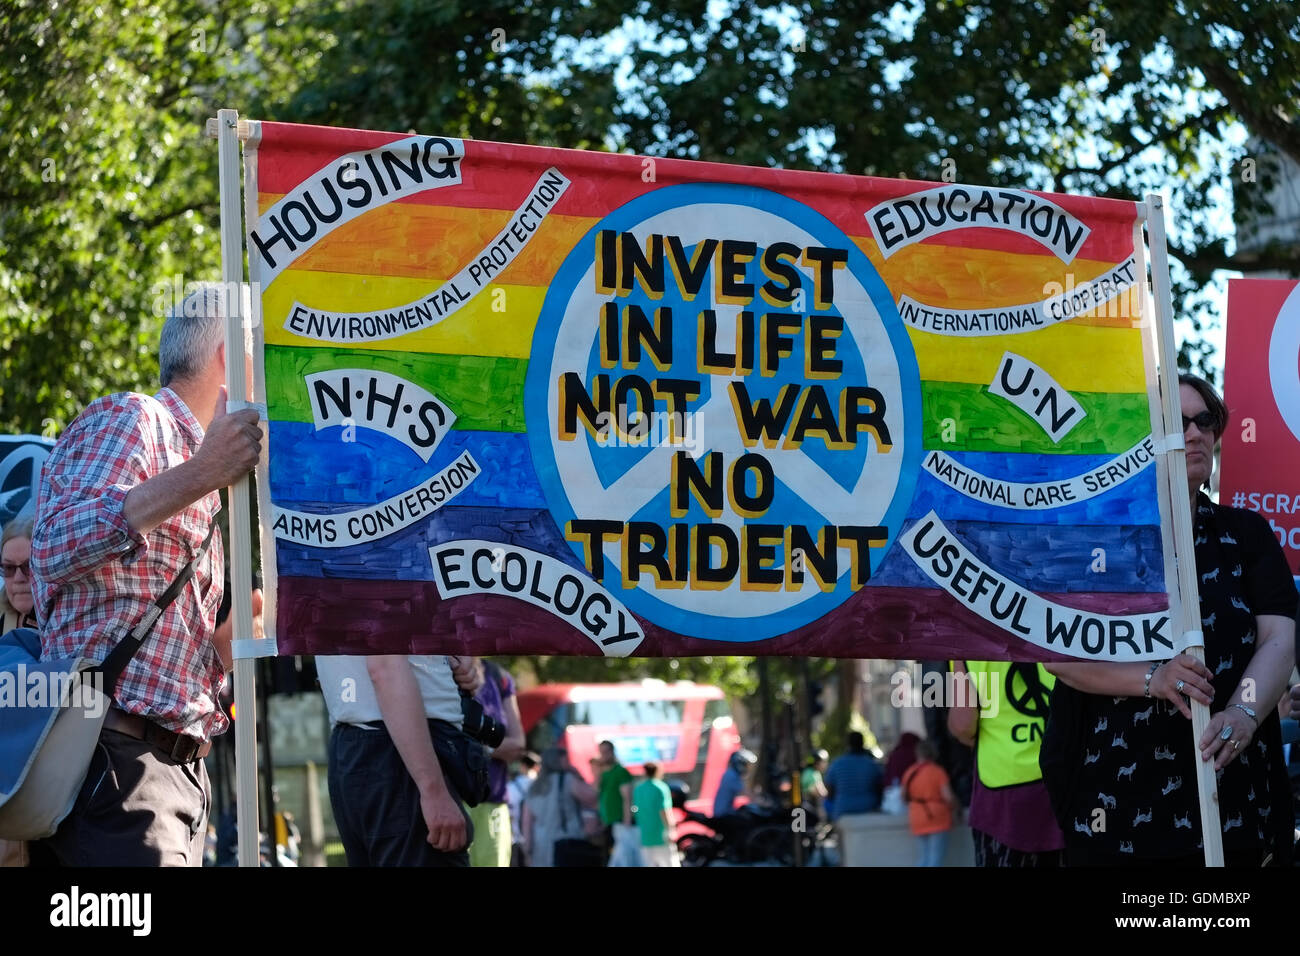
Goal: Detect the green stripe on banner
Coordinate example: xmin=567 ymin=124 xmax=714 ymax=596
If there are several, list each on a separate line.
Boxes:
xmin=264 ymin=345 xmax=527 ymax=432
xmin=922 ymin=381 xmax=1151 ymax=454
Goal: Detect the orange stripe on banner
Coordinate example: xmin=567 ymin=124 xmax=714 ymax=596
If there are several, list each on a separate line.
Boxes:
xmin=254 ymin=194 xmax=1139 ymax=328
xmin=255 ymin=194 xmax=596 ymax=285
xmin=853 ymin=238 xmax=1140 ymax=328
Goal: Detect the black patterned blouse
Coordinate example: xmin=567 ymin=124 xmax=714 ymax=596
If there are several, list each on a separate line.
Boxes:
xmin=1056 ymin=493 xmax=1297 ymax=861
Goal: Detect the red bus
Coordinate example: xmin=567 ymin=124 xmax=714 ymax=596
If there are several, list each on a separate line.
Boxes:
xmin=516 ymin=680 xmax=741 ymax=820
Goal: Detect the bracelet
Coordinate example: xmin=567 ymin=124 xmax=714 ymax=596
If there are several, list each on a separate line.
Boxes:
xmin=1143 ymin=661 xmax=1161 ymax=698
xmin=1229 ymin=703 xmax=1259 ymax=727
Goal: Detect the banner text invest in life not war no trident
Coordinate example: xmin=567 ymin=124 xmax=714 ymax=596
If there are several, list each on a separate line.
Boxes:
xmin=557 ymin=229 xmax=895 ymax=595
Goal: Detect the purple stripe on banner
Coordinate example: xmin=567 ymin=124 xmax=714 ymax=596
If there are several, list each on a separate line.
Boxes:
xmin=275 ymin=577 xmax=1168 ymax=661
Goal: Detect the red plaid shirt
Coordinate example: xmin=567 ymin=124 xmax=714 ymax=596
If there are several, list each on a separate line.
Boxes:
xmin=32 ymin=388 xmax=227 ymax=739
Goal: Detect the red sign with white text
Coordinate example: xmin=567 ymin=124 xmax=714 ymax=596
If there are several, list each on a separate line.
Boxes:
xmin=1219 ymin=278 xmax=1300 ymax=577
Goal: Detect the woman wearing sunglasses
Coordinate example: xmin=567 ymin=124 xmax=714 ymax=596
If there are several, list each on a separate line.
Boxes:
xmin=0 ymin=512 xmax=36 ymax=634
xmin=0 ymin=511 xmax=36 ymax=866
xmin=1042 ymin=374 xmax=1297 ymax=866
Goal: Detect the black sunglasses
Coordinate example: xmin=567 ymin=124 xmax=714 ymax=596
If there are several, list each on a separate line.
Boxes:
xmin=1182 ymin=411 xmax=1218 ymax=433
xmin=0 ymin=561 xmax=31 ymax=578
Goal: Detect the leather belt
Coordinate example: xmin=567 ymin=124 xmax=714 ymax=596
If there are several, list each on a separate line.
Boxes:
xmin=104 ymin=708 xmax=211 ymax=763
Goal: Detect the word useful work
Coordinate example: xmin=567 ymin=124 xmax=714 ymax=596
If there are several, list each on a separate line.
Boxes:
xmin=555 ymin=229 xmax=898 ymax=593
xmin=902 ymin=512 xmax=1174 ymax=660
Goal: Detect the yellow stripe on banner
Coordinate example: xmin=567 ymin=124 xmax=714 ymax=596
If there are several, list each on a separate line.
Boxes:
xmin=262 ymin=270 xmax=546 ymax=357
xmin=852 ymin=238 xmax=1140 ymax=329
xmin=255 ymin=193 xmax=596 ymax=287
xmin=907 ymin=322 xmax=1148 ymax=393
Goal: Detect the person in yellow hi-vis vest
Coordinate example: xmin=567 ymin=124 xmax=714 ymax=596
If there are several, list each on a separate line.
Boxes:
xmin=948 ymin=661 xmax=1065 ymax=866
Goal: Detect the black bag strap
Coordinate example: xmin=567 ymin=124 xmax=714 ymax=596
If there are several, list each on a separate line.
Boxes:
xmin=95 ymin=520 xmax=218 ymax=695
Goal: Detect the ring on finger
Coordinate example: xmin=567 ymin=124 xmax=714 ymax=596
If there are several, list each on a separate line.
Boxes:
xmin=1220 ymin=726 xmax=1233 ymax=741
xmin=1176 ymin=679 xmax=1185 ymax=693
xmin=1231 ymin=740 xmax=1239 ymax=751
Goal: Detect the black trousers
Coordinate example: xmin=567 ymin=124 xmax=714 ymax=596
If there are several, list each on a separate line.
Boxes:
xmin=327 ymin=722 xmax=472 ymax=867
xmin=29 ymin=728 xmax=209 ymax=867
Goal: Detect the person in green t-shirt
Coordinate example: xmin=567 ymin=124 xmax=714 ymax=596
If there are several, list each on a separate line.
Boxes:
xmin=595 ymin=740 xmax=633 ymax=859
xmin=632 ymin=762 xmax=679 ymax=866
xmin=800 ymin=749 xmax=829 ymax=819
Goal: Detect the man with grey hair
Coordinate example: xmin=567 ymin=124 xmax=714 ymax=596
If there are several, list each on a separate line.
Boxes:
xmin=29 ymin=283 xmax=263 ymax=867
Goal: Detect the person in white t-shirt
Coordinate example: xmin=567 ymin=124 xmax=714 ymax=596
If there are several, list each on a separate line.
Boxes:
xmin=316 ymin=654 xmax=480 ymax=866
xmin=506 ymin=751 xmax=540 ymax=865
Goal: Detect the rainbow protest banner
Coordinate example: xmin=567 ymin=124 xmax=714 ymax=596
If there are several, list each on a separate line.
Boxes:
xmin=241 ymin=120 xmax=1190 ymax=661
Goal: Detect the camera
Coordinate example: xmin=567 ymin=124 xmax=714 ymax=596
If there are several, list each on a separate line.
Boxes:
xmin=459 ymin=690 xmax=506 ymax=748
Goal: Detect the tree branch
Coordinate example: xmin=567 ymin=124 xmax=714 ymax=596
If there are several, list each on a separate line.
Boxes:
xmin=118 ymin=201 xmax=209 ymax=232
xmin=1171 ymin=242 xmax=1300 ymax=278
xmin=1197 ymin=58 xmax=1300 ymax=165
xmin=1055 ymin=105 xmax=1232 ymax=185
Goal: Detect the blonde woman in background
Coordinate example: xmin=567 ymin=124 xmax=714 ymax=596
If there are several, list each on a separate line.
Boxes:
xmin=0 ymin=512 xmax=36 ymax=633
xmin=1 ymin=511 xmax=37 ymax=866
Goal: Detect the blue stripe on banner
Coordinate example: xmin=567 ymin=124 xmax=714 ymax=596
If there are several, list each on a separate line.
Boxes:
xmin=908 ymin=451 xmax=1160 ymax=526
xmin=268 ymin=422 xmax=545 ymax=509
xmin=274 ymin=505 xmax=587 ymax=581
xmin=871 ymin=517 xmax=1165 ymax=593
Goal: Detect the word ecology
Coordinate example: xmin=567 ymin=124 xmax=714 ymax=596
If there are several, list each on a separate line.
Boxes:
xmin=557 ymin=229 xmax=894 ymax=592
xmin=431 ymin=541 xmax=644 ymax=652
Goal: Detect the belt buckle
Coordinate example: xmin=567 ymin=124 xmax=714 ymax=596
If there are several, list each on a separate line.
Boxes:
xmin=169 ymin=732 xmax=199 ymax=763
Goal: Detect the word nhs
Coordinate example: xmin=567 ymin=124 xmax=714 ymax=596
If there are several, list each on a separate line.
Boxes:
xmin=891 ymin=669 xmax=1001 ymax=719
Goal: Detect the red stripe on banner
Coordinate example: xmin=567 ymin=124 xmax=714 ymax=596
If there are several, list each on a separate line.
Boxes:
xmin=275 ymin=575 xmax=1167 ymax=661
xmin=253 ymin=122 xmax=1137 ymax=264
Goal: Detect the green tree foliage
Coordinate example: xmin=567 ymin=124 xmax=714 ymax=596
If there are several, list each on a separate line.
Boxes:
xmin=1 ymin=0 xmax=1295 ymax=707
xmin=4 ymin=0 xmax=1294 ymax=425
xmin=598 ymin=0 xmax=1300 ymax=372
xmin=257 ymin=0 xmax=626 ymax=149
xmin=498 ymin=652 xmax=759 ymax=702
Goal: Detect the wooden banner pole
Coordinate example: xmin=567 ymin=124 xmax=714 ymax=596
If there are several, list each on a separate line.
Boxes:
xmin=1144 ymin=192 xmax=1224 ymax=867
xmin=213 ymin=107 xmax=262 ymax=869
